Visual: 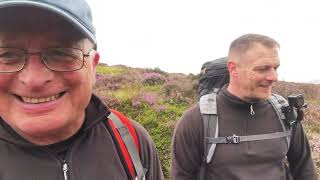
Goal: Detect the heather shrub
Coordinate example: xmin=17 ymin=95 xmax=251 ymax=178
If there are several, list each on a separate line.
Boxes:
xmin=95 ymin=75 xmax=122 ymax=90
xmin=313 ymin=136 xmax=320 ymax=153
xmin=304 ymin=103 xmax=320 ymax=123
xmin=142 ymin=72 xmax=166 ymax=85
xmin=273 ymin=81 xmax=320 ymax=100
xmin=306 ymin=128 xmax=320 ymax=176
xmin=131 ymin=99 xmax=141 ymax=109
xmin=163 ymin=74 xmax=197 ymax=104
xmin=132 ymin=92 xmax=160 ymax=107
xmin=145 ymin=67 xmax=168 ymax=76
xmin=96 ymin=74 xmax=104 ymax=81
xmin=96 ymin=73 xmax=144 ymax=91
xmin=93 ymin=89 xmax=122 ymax=108
xmin=140 ymin=92 xmax=159 ymax=105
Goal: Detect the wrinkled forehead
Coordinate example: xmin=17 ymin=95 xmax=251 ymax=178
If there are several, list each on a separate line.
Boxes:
xmin=0 ymin=6 xmax=85 ymax=43
xmin=240 ymin=43 xmax=280 ymax=67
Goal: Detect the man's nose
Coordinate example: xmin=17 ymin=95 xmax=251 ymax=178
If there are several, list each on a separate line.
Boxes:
xmin=17 ymin=54 xmax=54 ymax=87
xmin=266 ymin=68 xmax=278 ymax=82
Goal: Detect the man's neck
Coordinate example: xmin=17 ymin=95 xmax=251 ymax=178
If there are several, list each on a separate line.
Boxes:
xmin=226 ymin=84 xmax=260 ymax=103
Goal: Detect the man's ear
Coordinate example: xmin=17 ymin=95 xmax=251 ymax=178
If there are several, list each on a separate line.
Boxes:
xmin=227 ymin=60 xmax=238 ymax=78
xmin=92 ymin=51 xmax=100 ymax=68
xmin=91 ymin=51 xmax=100 ymax=86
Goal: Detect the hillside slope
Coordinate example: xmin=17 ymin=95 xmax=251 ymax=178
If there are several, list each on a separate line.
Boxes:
xmin=94 ymin=64 xmax=320 ymax=179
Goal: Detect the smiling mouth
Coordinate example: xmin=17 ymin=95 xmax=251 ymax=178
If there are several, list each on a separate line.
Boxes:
xmin=260 ymin=84 xmax=273 ymax=88
xmin=17 ymin=92 xmax=65 ymax=104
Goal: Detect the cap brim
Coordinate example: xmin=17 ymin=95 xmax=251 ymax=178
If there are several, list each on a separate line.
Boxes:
xmin=0 ymin=1 xmax=96 ymax=44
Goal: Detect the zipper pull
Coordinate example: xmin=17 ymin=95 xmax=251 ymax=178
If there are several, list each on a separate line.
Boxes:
xmin=250 ymin=104 xmax=255 ymax=116
xmin=63 ymin=162 xmax=68 ymax=180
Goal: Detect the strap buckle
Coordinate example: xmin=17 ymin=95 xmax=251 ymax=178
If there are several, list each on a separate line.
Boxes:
xmin=226 ymin=134 xmax=240 ymax=144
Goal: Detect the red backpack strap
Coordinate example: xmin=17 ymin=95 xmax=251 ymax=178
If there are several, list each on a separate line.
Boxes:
xmin=108 ymin=109 xmax=145 ymax=180
xmin=110 ymin=109 xmax=139 ymax=151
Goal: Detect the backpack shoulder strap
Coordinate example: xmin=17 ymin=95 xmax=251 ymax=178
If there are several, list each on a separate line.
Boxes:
xmin=199 ymin=88 xmax=219 ymax=164
xmin=204 ymin=94 xmax=292 ymax=148
xmin=108 ymin=109 xmax=145 ymax=180
xmin=268 ymin=94 xmax=291 ymax=149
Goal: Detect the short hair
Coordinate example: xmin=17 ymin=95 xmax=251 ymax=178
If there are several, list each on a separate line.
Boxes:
xmin=228 ymin=33 xmax=280 ymax=58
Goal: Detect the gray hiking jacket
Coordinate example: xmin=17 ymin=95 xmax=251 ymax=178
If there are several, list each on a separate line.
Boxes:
xmin=171 ymin=88 xmax=317 ymax=180
xmin=0 ymin=95 xmax=164 ymax=180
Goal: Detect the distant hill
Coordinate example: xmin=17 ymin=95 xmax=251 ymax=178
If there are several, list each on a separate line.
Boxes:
xmin=94 ymin=64 xmax=320 ymax=179
xmin=310 ymin=79 xmax=320 ymax=84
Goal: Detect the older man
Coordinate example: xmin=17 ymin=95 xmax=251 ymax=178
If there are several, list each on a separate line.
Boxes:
xmin=0 ymin=0 xmax=163 ymax=179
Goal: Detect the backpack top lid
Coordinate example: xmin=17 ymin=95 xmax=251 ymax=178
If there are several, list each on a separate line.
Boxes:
xmin=198 ymin=57 xmax=230 ymax=97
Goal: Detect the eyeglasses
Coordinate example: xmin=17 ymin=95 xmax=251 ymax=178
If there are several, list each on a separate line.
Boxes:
xmin=0 ymin=47 xmax=95 ymax=73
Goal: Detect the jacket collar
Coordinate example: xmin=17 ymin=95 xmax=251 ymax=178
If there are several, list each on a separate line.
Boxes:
xmin=82 ymin=94 xmax=111 ymax=131
xmin=219 ymin=86 xmax=266 ymax=106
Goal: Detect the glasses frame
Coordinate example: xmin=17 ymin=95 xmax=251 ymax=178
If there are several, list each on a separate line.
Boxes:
xmin=0 ymin=47 xmax=95 ymax=73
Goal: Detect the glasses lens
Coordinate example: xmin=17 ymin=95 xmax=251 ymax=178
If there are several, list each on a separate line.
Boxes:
xmin=0 ymin=48 xmax=25 ymax=73
xmin=43 ymin=48 xmax=84 ymax=71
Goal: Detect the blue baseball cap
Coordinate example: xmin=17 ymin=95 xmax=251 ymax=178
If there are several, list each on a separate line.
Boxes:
xmin=0 ymin=0 xmax=96 ymax=44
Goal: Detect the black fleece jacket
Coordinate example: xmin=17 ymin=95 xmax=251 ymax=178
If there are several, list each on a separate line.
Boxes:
xmin=171 ymin=87 xmax=317 ymax=180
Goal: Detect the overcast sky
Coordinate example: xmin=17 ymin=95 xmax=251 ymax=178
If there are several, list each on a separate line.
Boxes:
xmin=87 ymin=0 xmax=320 ymax=83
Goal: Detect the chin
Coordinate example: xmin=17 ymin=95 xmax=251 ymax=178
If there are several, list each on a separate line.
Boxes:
xmin=247 ymin=92 xmax=270 ymax=102
xmin=258 ymin=92 xmax=271 ymax=101
xmin=18 ymin=115 xmax=66 ymax=131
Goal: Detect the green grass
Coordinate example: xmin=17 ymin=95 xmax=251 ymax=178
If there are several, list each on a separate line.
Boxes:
xmin=141 ymin=84 xmax=162 ymax=93
xmin=304 ymin=122 xmax=320 ymax=135
xmin=96 ymin=65 xmax=127 ymax=75
xmin=105 ymin=84 xmax=163 ymax=102
xmin=106 ymin=89 xmax=138 ymax=102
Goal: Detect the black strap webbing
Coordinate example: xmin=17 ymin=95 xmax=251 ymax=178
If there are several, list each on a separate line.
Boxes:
xmin=206 ymin=131 xmax=291 ymax=144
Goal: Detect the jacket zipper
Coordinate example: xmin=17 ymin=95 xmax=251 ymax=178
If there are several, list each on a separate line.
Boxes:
xmin=250 ymin=104 xmax=255 ymax=115
xmin=247 ymin=104 xmax=255 ymax=152
xmin=63 ymin=161 xmax=68 ymax=180
xmin=41 ymin=147 xmax=71 ymax=180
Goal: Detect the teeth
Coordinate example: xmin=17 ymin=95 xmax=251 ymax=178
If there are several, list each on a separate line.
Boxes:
xmin=21 ymin=94 xmax=60 ymax=104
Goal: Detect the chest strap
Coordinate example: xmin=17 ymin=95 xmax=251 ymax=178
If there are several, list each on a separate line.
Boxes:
xmin=206 ymin=131 xmax=291 ymax=144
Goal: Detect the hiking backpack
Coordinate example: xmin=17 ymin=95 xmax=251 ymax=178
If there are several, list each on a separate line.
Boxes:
xmin=107 ymin=109 xmax=146 ymax=180
xmin=197 ymin=57 xmax=293 ymax=180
